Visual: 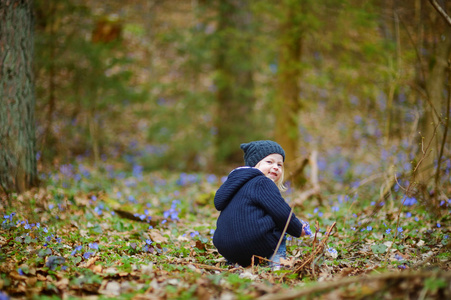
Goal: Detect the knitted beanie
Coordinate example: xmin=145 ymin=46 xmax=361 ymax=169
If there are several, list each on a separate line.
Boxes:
xmin=240 ymin=140 xmax=285 ymax=167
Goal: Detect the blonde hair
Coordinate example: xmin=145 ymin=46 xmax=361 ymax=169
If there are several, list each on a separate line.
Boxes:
xmin=255 ymin=161 xmax=287 ymax=192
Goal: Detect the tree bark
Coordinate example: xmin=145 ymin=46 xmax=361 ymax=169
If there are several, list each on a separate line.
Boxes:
xmin=0 ymin=0 xmax=38 ymax=194
xmin=214 ymin=0 xmax=256 ymax=167
xmin=274 ymin=0 xmax=304 ymax=183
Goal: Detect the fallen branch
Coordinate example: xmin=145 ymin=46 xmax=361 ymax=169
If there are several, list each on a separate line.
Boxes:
xmin=292 ymin=150 xmax=322 ymax=206
xmin=259 ymin=270 xmax=451 ymax=300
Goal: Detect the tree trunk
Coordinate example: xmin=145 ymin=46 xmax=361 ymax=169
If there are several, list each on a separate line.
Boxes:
xmin=274 ymin=0 xmax=304 ymax=184
xmin=416 ymin=2 xmax=451 ymax=186
xmin=214 ymin=0 xmax=256 ymax=168
xmin=0 ymin=0 xmax=38 ymax=195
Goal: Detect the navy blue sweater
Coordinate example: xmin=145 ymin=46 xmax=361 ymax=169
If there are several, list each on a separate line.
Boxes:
xmin=213 ymin=167 xmax=303 ymax=267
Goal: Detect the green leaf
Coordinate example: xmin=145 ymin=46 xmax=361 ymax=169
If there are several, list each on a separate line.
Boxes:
xmin=371 ymin=244 xmax=387 ymax=254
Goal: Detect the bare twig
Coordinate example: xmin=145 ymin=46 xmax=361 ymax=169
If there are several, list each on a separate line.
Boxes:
xmin=271 ymin=207 xmax=294 ymax=261
xmin=290 ymin=222 xmax=336 ymax=276
xmin=428 ymin=0 xmax=451 ymax=27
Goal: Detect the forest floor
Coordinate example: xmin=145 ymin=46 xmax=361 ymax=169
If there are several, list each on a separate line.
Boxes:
xmin=0 ymin=159 xmax=450 ymax=300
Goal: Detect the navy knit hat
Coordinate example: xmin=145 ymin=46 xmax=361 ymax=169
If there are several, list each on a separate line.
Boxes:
xmin=240 ymin=140 xmax=285 ymax=167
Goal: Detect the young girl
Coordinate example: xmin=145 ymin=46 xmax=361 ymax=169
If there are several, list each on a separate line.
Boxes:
xmin=213 ymin=140 xmax=309 ymax=268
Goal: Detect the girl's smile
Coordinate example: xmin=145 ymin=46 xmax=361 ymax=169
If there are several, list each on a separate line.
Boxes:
xmin=256 ymin=153 xmax=284 ymax=182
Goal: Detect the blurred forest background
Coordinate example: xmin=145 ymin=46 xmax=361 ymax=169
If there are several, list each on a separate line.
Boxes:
xmin=1 ymin=0 xmax=450 ymax=200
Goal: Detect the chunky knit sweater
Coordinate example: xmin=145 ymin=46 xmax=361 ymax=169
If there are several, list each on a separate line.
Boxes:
xmin=213 ymin=167 xmax=303 ymax=267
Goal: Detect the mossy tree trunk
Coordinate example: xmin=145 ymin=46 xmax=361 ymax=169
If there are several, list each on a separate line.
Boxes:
xmin=0 ymin=0 xmax=38 ymax=195
xmin=214 ymin=0 xmax=256 ymax=168
xmin=274 ymin=0 xmax=304 ymax=183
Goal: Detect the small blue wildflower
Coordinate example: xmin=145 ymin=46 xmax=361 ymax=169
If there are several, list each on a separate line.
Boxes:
xmin=318 ymin=212 xmax=324 ymax=217
xmin=83 ymin=252 xmax=94 ymax=259
xmin=386 ymin=229 xmax=391 ymax=234
xmin=18 ymin=268 xmax=25 ymax=276
xmin=61 ymin=266 xmax=68 ymax=271
xmin=313 ymin=208 xmax=319 ymax=214
xmin=403 ymin=196 xmax=417 ymax=206
xmin=332 ymin=206 xmax=339 ymax=212
xmin=398 ymin=265 xmax=406 ymax=269
xmin=367 ymin=226 xmax=372 ymax=231
xmin=437 ymin=223 xmax=441 ymax=228
xmin=444 ymin=235 xmax=449 ymax=239
xmin=94 ymin=206 xmax=103 ymax=216
xmin=210 ymin=229 xmax=215 ymax=235
xmin=43 ymin=227 xmax=48 ymax=233
xmin=395 ymin=253 xmax=403 ymax=261
xmin=327 ymin=248 xmax=338 ymax=255
xmin=145 ymin=239 xmax=152 ymax=245
xmin=405 ymin=212 xmax=412 ymax=218
xmin=301 ymin=220 xmax=312 ymax=236
xmin=24 ymin=223 xmax=31 ymax=230
xmin=414 ymin=216 xmax=419 ymax=222
xmin=398 ymin=227 xmax=403 ymax=233
xmin=190 ymin=231 xmax=199 ymax=238
xmin=0 ymin=291 xmax=9 ymax=300
xmin=56 ymin=237 xmax=62 ymax=243
xmin=370 ymin=201 xmax=375 ymax=206
xmin=161 ymin=220 xmax=167 ymax=224
xmin=89 ymin=242 xmax=99 ymax=250
xmin=49 ymin=204 xmax=54 ymax=210
xmin=148 ymin=225 xmax=153 ymax=229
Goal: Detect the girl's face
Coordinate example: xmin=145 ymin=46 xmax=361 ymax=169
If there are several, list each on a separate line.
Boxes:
xmin=256 ymin=153 xmax=284 ymax=182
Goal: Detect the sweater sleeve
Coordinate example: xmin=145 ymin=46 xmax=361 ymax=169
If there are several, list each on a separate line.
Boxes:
xmin=255 ymin=178 xmax=303 ymax=238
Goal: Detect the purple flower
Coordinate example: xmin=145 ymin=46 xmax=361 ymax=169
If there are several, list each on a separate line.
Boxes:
xmin=398 ymin=227 xmax=403 ymax=233
xmin=405 ymin=212 xmax=412 ymax=218
xmin=89 ymin=242 xmax=99 ymax=250
xmin=437 ymin=223 xmax=441 ymax=228
xmin=0 ymin=291 xmax=9 ymax=300
xmin=367 ymin=226 xmax=372 ymax=231
xmin=403 ymin=196 xmax=417 ymax=206
xmin=386 ymin=229 xmax=391 ymax=234
xmin=18 ymin=268 xmax=25 ymax=276
xmin=83 ymin=252 xmax=94 ymax=259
